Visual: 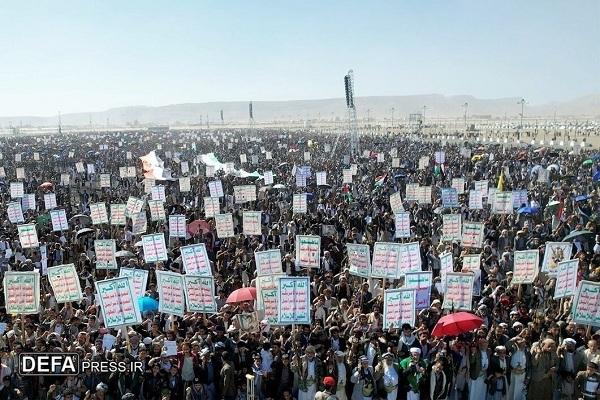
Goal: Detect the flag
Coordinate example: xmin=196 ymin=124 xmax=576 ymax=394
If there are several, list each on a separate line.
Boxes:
xmin=375 ymin=174 xmax=387 ymax=187
xmin=497 ymin=171 xmax=505 ymax=192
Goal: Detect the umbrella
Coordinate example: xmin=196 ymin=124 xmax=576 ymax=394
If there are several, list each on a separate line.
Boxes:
xmin=188 ymin=219 xmax=212 ymax=235
xmin=39 ymin=182 xmax=53 ymax=189
xmin=138 ymin=297 xmax=159 ymax=312
xmin=592 ymin=153 xmax=600 ymax=161
xmin=317 ymin=183 xmax=332 ymax=188
xmin=76 ymin=228 xmax=95 ymax=238
xmin=273 ymin=184 xmax=286 ymax=189
xmin=226 ymin=287 xmax=257 ymax=304
xmin=134 ymin=241 xmax=143 ymax=247
xmin=431 ymin=312 xmax=483 ymax=337
xmin=575 ymin=194 xmax=591 ymax=202
xmin=582 ymin=159 xmax=594 ymax=166
xmin=530 ymin=165 xmax=543 ymax=176
xmin=433 ymin=206 xmax=451 ymax=215
xmin=277 ymin=162 xmax=289 ymax=168
xmin=562 ymin=230 xmax=594 ymax=242
xmin=546 ymin=164 xmax=560 ymax=172
xmin=517 ymin=206 xmax=539 ymax=215
xmin=115 ymin=250 xmax=135 ymax=258
xmin=69 ymin=214 xmax=91 ymax=222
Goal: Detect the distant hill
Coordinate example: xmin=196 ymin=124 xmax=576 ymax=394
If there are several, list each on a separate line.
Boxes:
xmin=2 ymin=94 xmax=599 ymax=127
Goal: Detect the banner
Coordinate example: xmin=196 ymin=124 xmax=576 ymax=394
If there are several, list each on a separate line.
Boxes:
xmin=346 ymin=244 xmax=371 ymax=278
xmin=119 ymin=268 xmax=149 ymax=299
xmin=7 ymin=202 xmax=24 ymax=224
xmin=372 ymin=242 xmax=402 ymax=279
xmin=441 ymin=188 xmax=459 ymax=208
xmin=233 ymin=185 xmax=257 ymax=203
xmin=18 ymin=224 xmax=39 ymax=248
xmin=215 ymin=213 xmax=235 ymax=238
xmin=492 ymin=191 xmax=513 ymax=214
xmin=383 ymin=289 xmax=416 ymax=329
xmin=462 ymin=222 xmax=484 ymax=248
xmin=95 ymin=277 xmax=142 ymax=328
xmin=293 ymin=193 xmax=308 ymax=214
xmin=204 ymin=197 xmax=220 ymax=218
xmin=398 ymin=242 xmax=422 ymax=276
xmin=442 ymin=273 xmax=474 ymax=311
xmin=208 ymin=180 xmax=224 ymax=198
xmin=148 ymin=199 xmax=166 ymax=221
xmin=43 ymin=193 xmax=58 ymax=210
xmin=156 ymin=271 xmax=186 ymax=317
xmin=277 ymin=277 xmax=311 ymax=324
xmin=3 ymin=272 xmax=40 ymax=314
xmin=512 ymin=250 xmax=539 ymax=284
xmin=110 ymin=204 xmax=127 ymax=225
xmin=243 ymin=211 xmax=262 ymax=235
xmin=389 ymin=192 xmax=404 ymax=214
xmin=405 ymin=272 xmax=432 ymax=310
xmin=469 ymin=190 xmax=483 ymax=210
xmin=541 ymin=242 xmax=573 ymax=276
xmin=554 ymin=260 xmax=578 ymax=299
xmin=571 ymin=280 xmax=600 ymax=326
xmin=125 ymin=196 xmax=144 ymax=217
xmin=295 ymin=235 xmax=321 ymax=268
xmin=50 ymin=209 xmax=68 ymax=231
xmin=95 ymin=239 xmax=117 ymax=269
xmin=255 ymin=249 xmax=283 ymax=276
xmin=181 ymin=244 xmax=212 ymax=276
xmin=442 ymin=214 xmax=462 ymax=242
xmin=90 ymin=202 xmax=109 ymax=225
xmin=452 ymin=178 xmax=465 ymax=194
xmin=183 ymin=276 xmax=217 ymax=313
xmin=47 ymin=264 xmax=83 ymax=303
xmin=169 ymin=215 xmax=187 ymax=238
xmin=142 ymin=234 xmax=168 ymax=263
xmin=394 ymin=212 xmax=411 ymax=238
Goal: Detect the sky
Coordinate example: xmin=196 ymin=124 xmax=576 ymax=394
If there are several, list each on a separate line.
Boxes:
xmin=0 ymin=0 xmax=598 ymax=116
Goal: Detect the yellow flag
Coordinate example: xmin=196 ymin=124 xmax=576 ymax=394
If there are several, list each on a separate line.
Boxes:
xmin=497 ymin=171 xmax=505 ymax=192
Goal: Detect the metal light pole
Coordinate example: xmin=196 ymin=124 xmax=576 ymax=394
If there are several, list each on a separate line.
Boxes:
xmin=462 ymin=102 xmax=468 ymax=128
xmin=517 ymin=98 xmax=526 ymax=140
xmin=391 ymin=107 xmax=395 ymax=129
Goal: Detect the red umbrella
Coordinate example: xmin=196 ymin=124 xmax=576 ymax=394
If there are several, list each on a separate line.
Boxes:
xmin=431 ymin=312 xmax=483 ymax=337
xmin=187 ymin=219 xmax=212 ymax=235
xmin=226 ymin=287 xmax=257 ymax=304
xmin=39 ymin=182 xmax=53 ymax=190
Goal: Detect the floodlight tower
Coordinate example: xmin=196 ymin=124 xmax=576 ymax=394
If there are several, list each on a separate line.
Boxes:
xmin=345 ymin=70 xmax=360 ymax=155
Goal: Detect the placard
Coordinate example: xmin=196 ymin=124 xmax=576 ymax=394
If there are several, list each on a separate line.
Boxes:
xmin=392 ymin=157 xmax=400 ymax=168
xmin=394 ymin=212 xmax=411 ymax=238
xmin=131 ymin=212 xmax=147 ymax=235
xmin=255 ymin=249 xmax=283 ymax=276
xmin=144 ymin=178 xmax=155 ymax=194
xmin=239 ymin=153 xmax=247 ymax=164
xmin=156 ymin=271 xmax=185 ymax=317
xmin=404 ymin=272 xmax=432 ymax=310
xmin=183 ymin=276 xmax=217 ymax=313
xmin=468 ymin=190 xmax=483 ymax=210
xmin=215 ymin=213 xmax=235 ymax=238
xmin=512 ymin=190 xmax=528 ymax=208
xmin=90 ymin=202 xmax=109 ymax=225
xmin=293 ymin=194 xmax=308 ymax=214
xmin=95 ymin=239 xmax=117 ymax=269
xmin=148 ymin=199 xmax=166 ymax=222
xmin=452 ymin=178 xmax=465 ymax=194
xmin=462 ymin=222 xmax=484 ymax=248
xmin=18 ymin=224 xmax=39 ymax=248
xmin=434 ymin=151 xmax=446 ymax=164
xmin=205 ymin=165 xmax=215 ymax=178
xmin=474 ymin=180 xmax=489 ymax=197
xmin=43 ymin=193 xmax=58 ymax=210
xmin=179 ymin=177 xmax=191 ymax=192
xmin=203 ymin=197 xmax=220 ymax=218
xmin=405 ymin=183 xmax=418 ymax=201
xmin=21 ymin=194 xmax=36 ymax=211
xmin=10 ymin=182 xmax=24 ymax=198
xmin=316 ymin=171 xmax=327 ymax=186
xmin=440 ymin=252 xmax=454 ymax=292
xmin=208 ymin=180 xmax=224 ymax=198
xmin=243 ymin=211 xmax=262 ymax=235
xmin=372 ymin=242 xmax=401 ymax=279
xmin=442 ymin=273 xmax=474 ymax=311
xmin=554 ymin=259 xmax=578 ymax=299
xmin=60 ymin=173 xmax=70 ymax=186
xmin=47 ymin=264 xmax=83 ymax=303
xmin=541 ymin=242 xmax=573 ymax=276
xmin=16 ymin=167 xmax=25 ymax=180
xmin=389 ymin=192 xmax=404 ymax=214
xmin=441 ymin=188 xmax=459 ymax=208
xmin=75 ymin=162 xmax=85 ymax=173
xmin=383 ymin=289 xmax=416 ymax=329
xmin=295 ymin=235 xmax=321 ymax=268
xmin=180 ymin=161 xmax=189 ymax=174
xmin=181 ymin=244 xmax=212 ymax=276
xmin=512 ymin=250 xmax=539 ymax=284
xmin=416 ymin=186 xmax=432 ymax=204
xmin=277 ymin=277 xmax=311 ymax=325
xmin=110 ymin=204 xmax=127 ymax=225
xmin=142 ymin=234 xmax=168 ymax=263
xmin=461 ymin=255 xmax=482 ymax=295
xmin=95 ymin=277 xmax=142 ymax=328
xmin=303 ymin=151 xmax=311 ymax=161
xmin=3 ymin=272 xmax=40 ymax=315
xmin=7 ymin=202 xmax=24 ymax=224
xmin=398 ymin=242 xmax=422 ymax=276
xmin=346 ymin=244 xmax=371 ymax=278
xmin=233 ymin=185 xmax=257 ymax=203
xmin=264 ymin=171 xmax=274 ymax=186
xmin=442 ymin=214 xmax=462 ymax=242
xmin=125 ymin=196 xmax=144 ymax=217
xmin=492 ymin=191 xmax=513 ymax=214
xmin=49 ymin=209 xmax=68 ymax=231
xmin=343 ymin=169 xmax=353 ymax=184
xmin=119 ymin=268 xmax=149 ymax=299
xmin=151 ymin=186 xmax=166 ymax=202
xmin=571 ymin=280 xmax=600 ymax=326
xmin=295 ymin=174 xmax=307 ymax=187
xmin=169 ymin=215 xmax=187 ymax=238
xmin=257 ymin=276 xmax=280 ymax=325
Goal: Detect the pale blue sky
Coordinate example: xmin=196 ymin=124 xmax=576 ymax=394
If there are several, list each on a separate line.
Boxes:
xmin=0 ymin=0 xmax=598 ymax=116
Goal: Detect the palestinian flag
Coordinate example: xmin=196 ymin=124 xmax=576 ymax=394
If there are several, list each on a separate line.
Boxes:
xmin=375 ymin=174 xmax=387 ymax=187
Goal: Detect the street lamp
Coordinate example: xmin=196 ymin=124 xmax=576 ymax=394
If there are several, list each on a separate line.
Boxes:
xmin=462 ymin=102 xmax=468 ymax=128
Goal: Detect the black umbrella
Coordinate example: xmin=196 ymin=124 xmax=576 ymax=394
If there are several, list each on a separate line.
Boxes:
xmin=76 ymin=228 xmax=95 ymax=238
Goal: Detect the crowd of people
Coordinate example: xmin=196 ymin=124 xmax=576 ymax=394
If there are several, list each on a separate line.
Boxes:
xmin=0 ymin=127 xmax=598 ymax=400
